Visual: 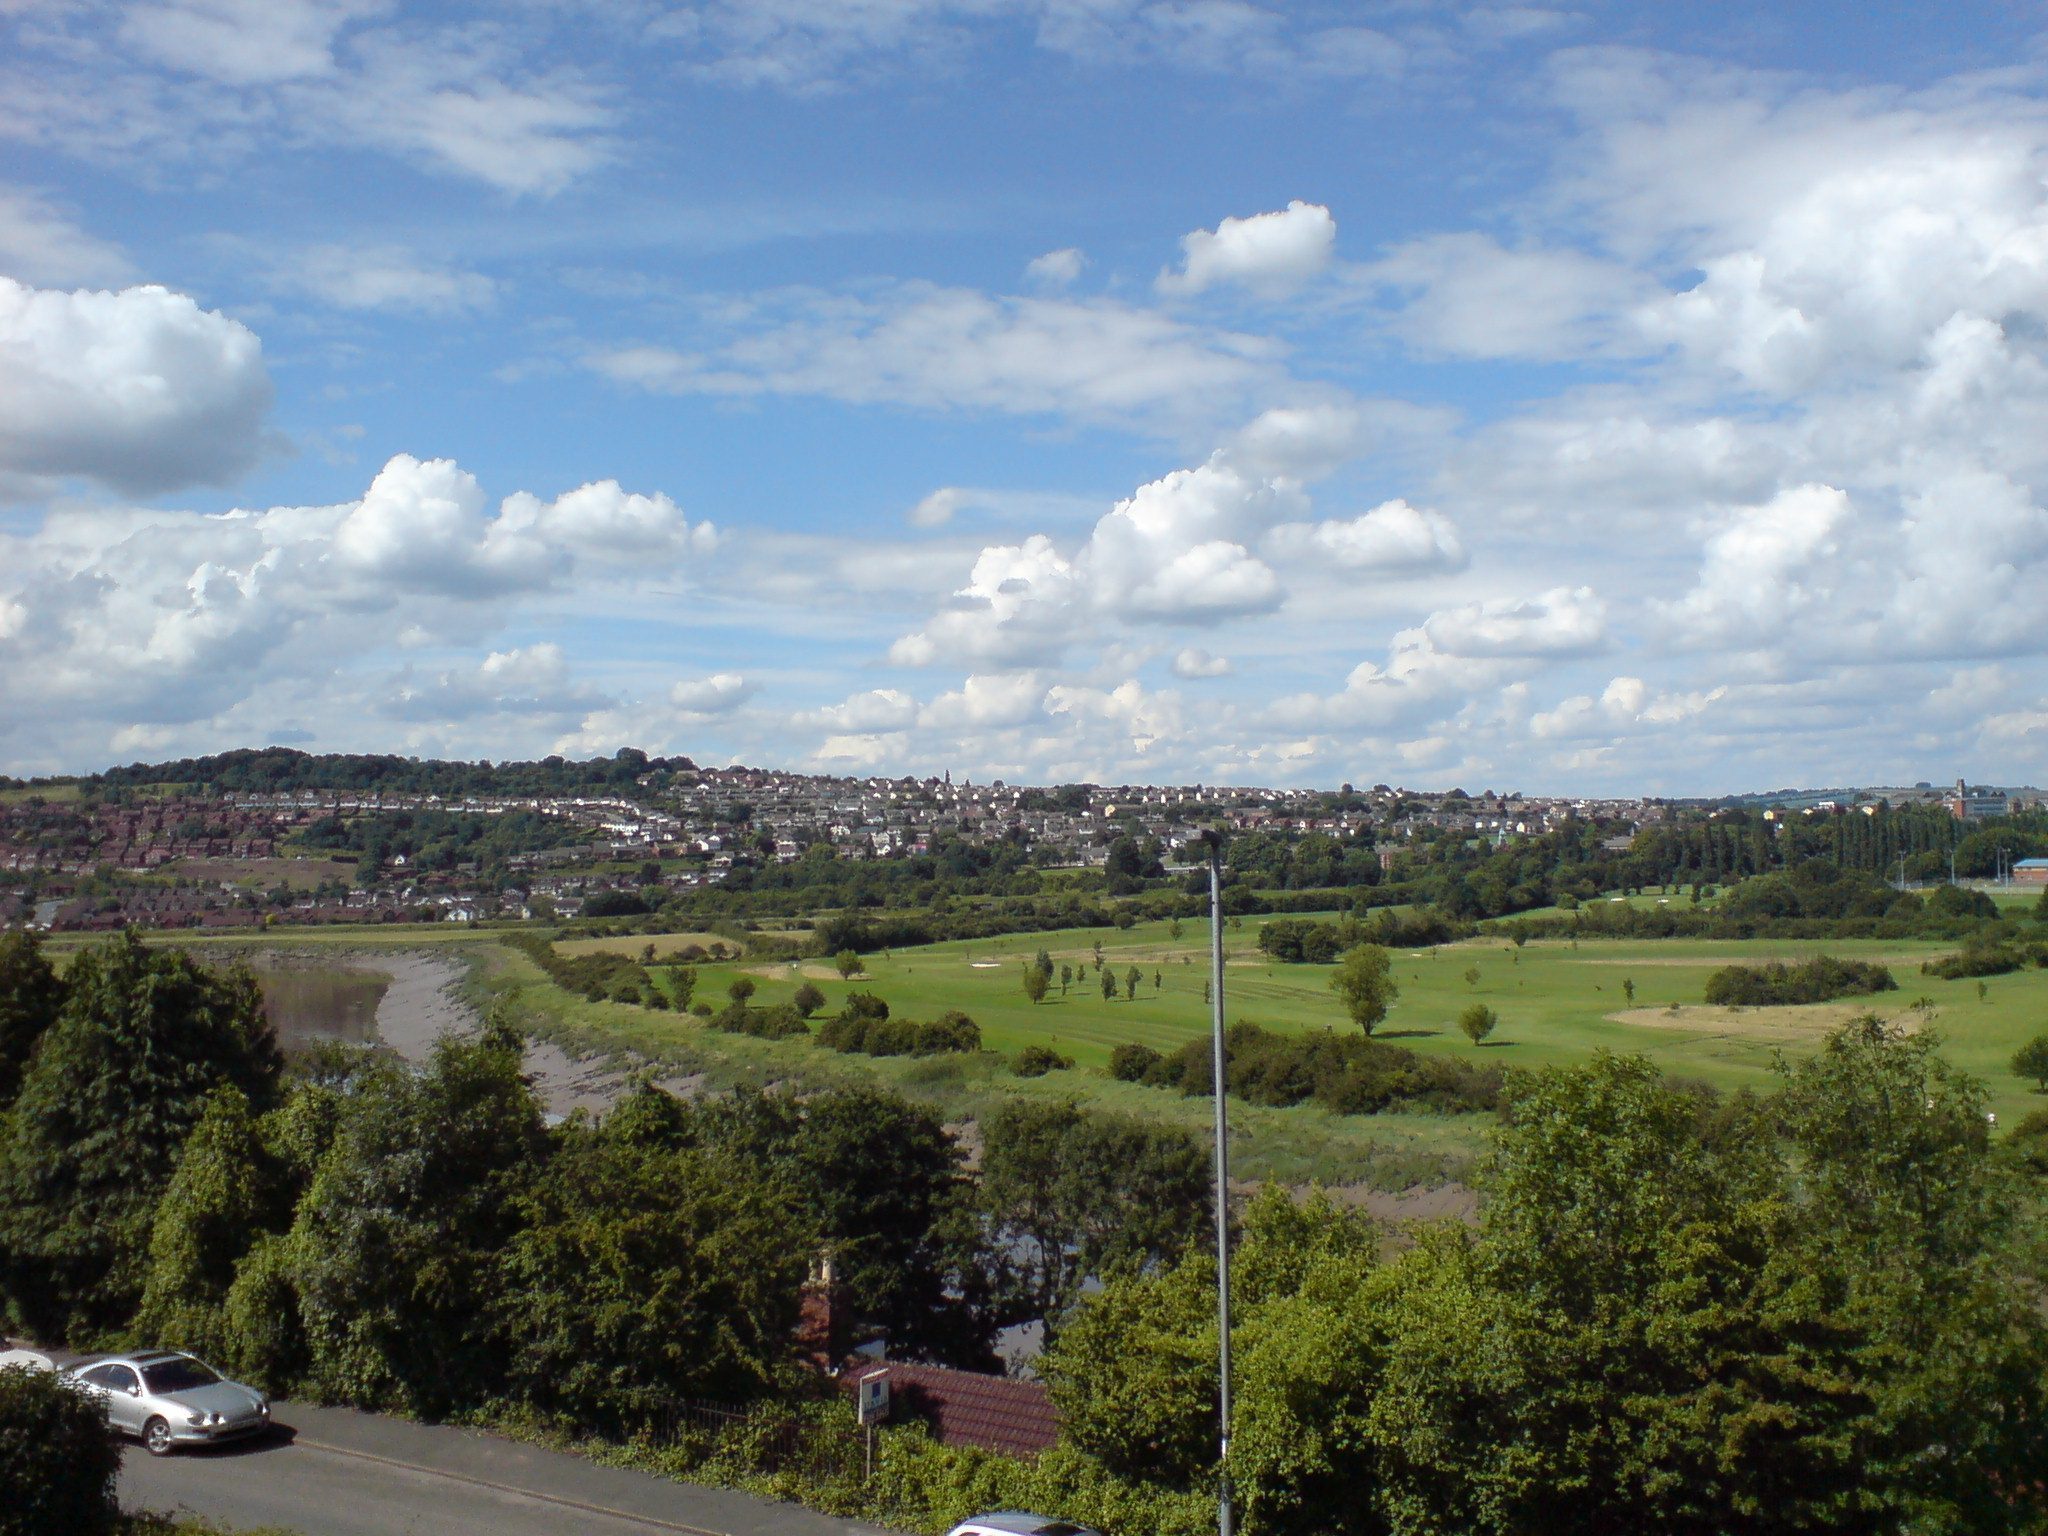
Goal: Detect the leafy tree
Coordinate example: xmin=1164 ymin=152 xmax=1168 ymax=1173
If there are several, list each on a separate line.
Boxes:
xmin=687 ymin=1086 xmax=995 ymax=1367
xmin=981 ymin=1099 xmax=1209 ymax=1337
xmin=1621 ymin=976 xmax=1635 ymax=1004
xmin=1463 ymin=965 xmax=1481 ymax=987
xmin=791 ymin=980 xmax=826 ymax=1018
xmin=0 ymin=932 xmax=63 ymax=1109
xmin=1043 ymin=1187 xmax=1382 ymax=1535
xmin=133 ymin=1085 xmax=290 ymax=1368
xmin=286 ymin=1022 xmax=546 ymax=1415
xmin=1059 ymin=962 xmax=1073 ymax=995
xmin=498 ymin=1128 xmax=805 ymax=1428
xmin=1328 ymin=945 xmax=1397 ymax=1036
xmin=1124 ymin=965 xmax=1142 ymax=1001
xmin=728 ymin=975 xmax=757 ymax=1005
xmin=835 ymin=949 xmax=863 ymax=980
xmin=1023 ymin=963 xmax=1051 ymax=1005
xmin=0 ymin=1363 xmax=120 ymax=1536
xmin=2014 ymin=1033 xmax=2048 ymax=1090
xmin=669 ymin=964 xmax=697 ymax=1011
xmin=0 ymin=932 xmax=280 ymax=1341
xmin=1101 ymin=968 xmax=1117 ymax=1002
xmin=1458 ymin=1003 xmax=1497 ymax=1046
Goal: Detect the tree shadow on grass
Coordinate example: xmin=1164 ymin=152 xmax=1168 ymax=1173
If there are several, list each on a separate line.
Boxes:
xmin=1377 ymin=1028 xmax=1442 ymax=1040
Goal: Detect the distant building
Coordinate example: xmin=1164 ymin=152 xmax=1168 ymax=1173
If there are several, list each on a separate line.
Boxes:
xmin=1948 ymin=779 xmax=2009 ymax=821
xmin=2015 ymin=858 xmax=2048 ymax=886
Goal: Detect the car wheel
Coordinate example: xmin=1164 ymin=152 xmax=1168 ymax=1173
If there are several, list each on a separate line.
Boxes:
xmin=143 ymin=1417 xmax=175 ymax=1457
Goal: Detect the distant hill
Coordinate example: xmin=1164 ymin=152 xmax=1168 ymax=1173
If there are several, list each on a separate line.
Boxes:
xmin=4 ymin=746 xmax=696 ymax=802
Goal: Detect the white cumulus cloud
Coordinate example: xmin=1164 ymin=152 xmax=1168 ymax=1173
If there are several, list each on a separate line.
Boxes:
xmin=1158 ymin=200 xmax=1336 ymax=297
xmin=0 ymin=277 xmax=272 ymax=497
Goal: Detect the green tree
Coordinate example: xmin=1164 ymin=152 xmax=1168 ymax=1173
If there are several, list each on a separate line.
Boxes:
xmin=791 ymin=980 xmax=826 ymax=1018
xmin=1101 ymin=967 xmax=1117 ymax=1002
xmin=286 ymin=1023 xmax=546 ymax=1415
xmin=981 ymin=1100 xmax=1208 ymax=1337
xmin=1621 ymin=976 xmax=1635 ymax=1004
xmin=498 ymin=1129 xmax=805 ymax=1429
xmin=132 ymin=1085 xmax=290 ymax=1369
xmin=687 ymin=1086 xmax=995 ymax=1367
xmin=0 ymin=932 xmax=63 ymax=1109
xmin=1059 ymin=962 xmax=1073 ymax=995
xmin=0 ymin=1363 xmax=121 ymax=1536
xmin=728 ymin=975 xmax=757 ymax=1005
xmin=1043 ymin=1187 xmax=1382 ymax=1535
xmin=1463 ymin=965 xmax=1481 ymax=987
xmin=1124 ymin=965 xmax=1142 ymax=1001
xmin=2014 ymin=1033 xmax=2048 ymax=1090
xmin=835 ymin=949 xmax=863 ymax=980
xmin=1023 ymin=964 xmax=1051 ymax=1005
xmin=0 ymin=932 xmax=281 ymax=1341
xmin=1457 ymin=1003 xmax=1497 ymax=1046
xmin=1328 ymin=945 xmax=1397 ymax=1036
xmin=669 ymin=964 xmax=697 ymax=1011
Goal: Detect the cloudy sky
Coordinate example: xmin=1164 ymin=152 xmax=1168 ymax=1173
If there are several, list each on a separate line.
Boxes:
xmin=4 ymin=1 xmax=2047 ymax=792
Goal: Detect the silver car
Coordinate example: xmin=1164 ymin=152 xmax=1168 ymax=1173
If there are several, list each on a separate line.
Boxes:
xmin=64 ymin=1349 xmax=271 ymax=1456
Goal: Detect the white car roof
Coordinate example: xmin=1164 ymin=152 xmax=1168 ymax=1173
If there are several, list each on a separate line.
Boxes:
xmin=945 ymin=1516 xmax=1098 ymax=1536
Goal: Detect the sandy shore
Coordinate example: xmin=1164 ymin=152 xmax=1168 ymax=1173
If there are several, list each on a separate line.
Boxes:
xmin=362 ymin=951 xmax=634 ymax=1120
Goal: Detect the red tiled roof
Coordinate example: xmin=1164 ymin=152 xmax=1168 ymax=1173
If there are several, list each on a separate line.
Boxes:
xmin=838 ymin=1361 xmax=1059 ymax=1460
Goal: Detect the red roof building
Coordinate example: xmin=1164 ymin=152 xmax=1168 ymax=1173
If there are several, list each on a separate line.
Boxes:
xmin=836 ymin=1360 xmax=1060 ymax=1460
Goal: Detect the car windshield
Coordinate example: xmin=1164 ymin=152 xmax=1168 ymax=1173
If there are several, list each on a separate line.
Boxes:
xmin=141 ymin=1358 xmax=220 ymax=1394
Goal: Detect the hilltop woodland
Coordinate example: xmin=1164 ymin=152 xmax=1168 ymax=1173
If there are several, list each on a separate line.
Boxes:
xmin=3 ymin=930 xmax=2048 ymax=1535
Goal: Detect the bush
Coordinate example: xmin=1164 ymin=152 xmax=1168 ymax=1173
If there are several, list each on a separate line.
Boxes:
xmin=1109 ymin=1043 xmax=1163 ymax=1082
xmin=1141 ymin=1022 xmax=1499 ymax=1115
xmin=1703 ymin=955 xmax=1898 ymax=1006
xmin=1013 ymin=1045 xmax=1074 ymax=1077
xmin=0 ymin=1366 xmax=120 ymax=1536
xmin=818 ymin=1009 xmax=980 ymax=1059
xmin=1923 ymin=942 xmax=2026 ymax=980
xmin=710 ymin=1003 xmax=810 ymax=1041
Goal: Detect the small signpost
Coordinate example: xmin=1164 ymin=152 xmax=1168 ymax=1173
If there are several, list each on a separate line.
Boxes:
xmin=857 ymin=1368 xmax=890 ymax=1481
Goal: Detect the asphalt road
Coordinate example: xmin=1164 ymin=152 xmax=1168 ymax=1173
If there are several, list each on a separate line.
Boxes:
xmin=118 ymin=1400 xmax=896 ymax=1536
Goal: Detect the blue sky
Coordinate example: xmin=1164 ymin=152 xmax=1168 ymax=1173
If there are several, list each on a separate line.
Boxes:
xmin=5 ymin=1 xmax=2048 ymax=791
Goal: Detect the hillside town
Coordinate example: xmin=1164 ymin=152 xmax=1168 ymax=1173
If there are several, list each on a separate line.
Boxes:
xmin=2 ymin=760 xmax=2038 ymax=933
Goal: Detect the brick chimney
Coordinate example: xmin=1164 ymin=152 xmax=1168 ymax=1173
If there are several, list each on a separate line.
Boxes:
xmin=795 ymin=1253 xmax=844 ymax=1374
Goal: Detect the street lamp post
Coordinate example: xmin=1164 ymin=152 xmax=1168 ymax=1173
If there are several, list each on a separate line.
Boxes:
xmin=1203 ymin=830 xmax=1233 ymax=1536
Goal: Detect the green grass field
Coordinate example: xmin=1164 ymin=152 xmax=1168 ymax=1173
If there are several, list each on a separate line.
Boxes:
xmin=92 ymin=912 xmax=2048 ymax=1184
xmin=628 ymin=914 xmax=2048 ymax=1128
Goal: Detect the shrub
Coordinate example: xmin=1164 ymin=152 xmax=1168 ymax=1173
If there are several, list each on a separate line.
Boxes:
xmin=1923 ymin=943 xmax=2024 ymax=980
xmin=1109 ymin=1042 xmax=1163 ymax=1082
xmin=1704 ymin=955 xmax=1898 ymax=1006
xmin=818 ymin=1009 xmax=979 ymax=1059
xmin=0 ymin=1366 xmax=120 ymax=1536
xmin=710 ymin=1003 xmax=809 ymax=1041
xmin=1013 ymin=1045 xmax=1074 ymax=1077
xmin=1143 ymin=1022 xmax=1499 ymax=1115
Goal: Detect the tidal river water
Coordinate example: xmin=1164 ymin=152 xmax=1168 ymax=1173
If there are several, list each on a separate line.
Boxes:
xmin=233 ymin=949 xmax=632 ymax=1120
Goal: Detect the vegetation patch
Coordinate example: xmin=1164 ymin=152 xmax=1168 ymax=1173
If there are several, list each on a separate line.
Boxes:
xmin=1123 ymin=1021 xmax=1501 ymax=1115
xmin=1702 ymin=954 xmax=1898 ymax=1006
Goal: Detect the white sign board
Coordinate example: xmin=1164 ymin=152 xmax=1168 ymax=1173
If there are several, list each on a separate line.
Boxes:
xmin=856 ymin=1369 xmax=891 ymax=1425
